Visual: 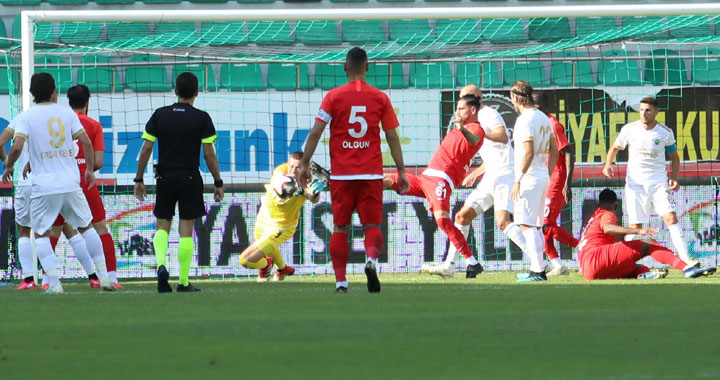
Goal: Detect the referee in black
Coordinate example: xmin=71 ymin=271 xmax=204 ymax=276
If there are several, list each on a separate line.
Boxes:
xmin=134 ymin=72 xmax=224 ymax=293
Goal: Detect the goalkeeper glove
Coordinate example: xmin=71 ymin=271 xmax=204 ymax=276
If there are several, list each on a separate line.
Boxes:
xmin=309 ymin=179 xmax=326 ymax=195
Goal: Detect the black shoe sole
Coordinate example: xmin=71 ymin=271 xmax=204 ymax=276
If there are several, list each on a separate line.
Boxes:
xmin=365 ymin=264 xmax=381 ymax=293
xmin=466 ymin=264 xmax=484 ymax=279
xmin=335 ymin=287 xmax=348 ymax=294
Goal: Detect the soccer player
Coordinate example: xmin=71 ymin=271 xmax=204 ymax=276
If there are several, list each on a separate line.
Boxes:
xmin=1 ymin=73 xmax=113 ymax=293
xmin=299 ymin=47 xmax=409 ymax=294
xmin=422 ymin=85 xmax=526 ymax=278
xmin=510 ymin=80 xmax=558 ymax=283
xmin=386 ymin=95 xmax=485 ymax=277
xmin=134 ymin=72 xmax=224 ymax=293
xmin=49 ymin=85 xmax=122 ymax=288
xmin=602 ymin=97 xmax=695 ymax=266
xmin=239 ymin=152 xmax=325 ymax=282
xmin=578 ymin=189 xmax=716 ymax=280
xmin=533 ymin=91 xmax=578 ymax=276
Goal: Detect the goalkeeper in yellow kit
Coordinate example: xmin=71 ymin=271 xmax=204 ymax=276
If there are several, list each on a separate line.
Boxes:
xmin=239 ymin=151 xmax=326 ymax=282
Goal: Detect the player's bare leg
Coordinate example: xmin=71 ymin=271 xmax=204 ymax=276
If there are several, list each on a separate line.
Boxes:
xmin=330 ymin=224 xmax=350 ymax=293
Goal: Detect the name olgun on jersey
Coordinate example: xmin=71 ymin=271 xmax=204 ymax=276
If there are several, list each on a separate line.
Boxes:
xmin=342 ymin=140 xmax=370 ymax=149
xmin=41 ymin=148 xmax=75 ymax=160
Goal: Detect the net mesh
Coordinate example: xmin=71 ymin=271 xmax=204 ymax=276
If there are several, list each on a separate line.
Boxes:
xmin=1 ymin=13 xmax=719 ymax=281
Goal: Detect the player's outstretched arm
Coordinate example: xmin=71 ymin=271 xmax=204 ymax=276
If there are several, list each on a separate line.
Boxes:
xmin=603 ymin=222 xmax=657 ymax=238
xmin=203 ymin=142 xmax=224 ymax=202
xmin=2 ymin=136 xmax=24 ymax=183
xmin=484 ymin=125 xmax=508 ymax=144
xmin=668 ymin=151 xmax=680 ymax=191
xmin=385 ymin=128 xmax=409 ymax=194
xmin=562 ymin=146 xmax=574 ymax=202
xmin=462 ymin=163 xmax=485 ymax=188
xmin=602 ymin=146 xmax=620 ymax=177
xmin=134 ymin=140 xmax=154 ymax=201
xmin=300 ymin=119 xmax=327 ymax=184
xmin=77 ymin=132 xmax=96 ymax=189
xmin=456 ymin=123 xmax=482 ymax=146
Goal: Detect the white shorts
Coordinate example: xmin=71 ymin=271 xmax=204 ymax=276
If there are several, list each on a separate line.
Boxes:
xmin=464 ymin=174 xmax=514 ymax=214
xmin=14 ymin=186 xmax=32 ymax=228
xmin=624 ymin=182 xmax=675 ymax=225
xmin=30 ymin=191 xmax=92 ymax=235
xmin=514 ymin=176 xmax=549 ymax=227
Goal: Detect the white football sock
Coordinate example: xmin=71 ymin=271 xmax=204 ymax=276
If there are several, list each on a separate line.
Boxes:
xmin=624 ymin=234 xmax=638 ymax=241
xmin=36 ymin=238 xmax=59 ymax=287
xmin=367 ymin=257 xmax=378 ymax=267
xmin=336 ymin=281 xmax=348 ymax=289
xmin=503 ymin=223 xmax=527 ymax=252
xmin=668 ymin=224 xmax=693 ymax=263
xmin=550 ymin=257 xmax=563 ymax=269
xmin=444 ymin=223 xmax=470 ymax=270
xmin=18 ymin=237 xmax=34 ymax=279
xmin=69 ymin=234 xmax=95 ymax=276
xmin=522 ymin=228 xmax=545 ymax=273
xmin=82 ymin=228 xmax=108 ymax=277
xmin=108 ymin=271 xmax=118 ymax=283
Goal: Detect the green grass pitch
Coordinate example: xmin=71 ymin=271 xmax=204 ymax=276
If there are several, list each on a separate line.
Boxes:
xmin=2 ymin=271 xmax=719 ymax=380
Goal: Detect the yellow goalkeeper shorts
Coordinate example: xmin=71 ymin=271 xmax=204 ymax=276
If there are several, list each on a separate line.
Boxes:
xmin=254 ymin=219 xmax=296 ymax=256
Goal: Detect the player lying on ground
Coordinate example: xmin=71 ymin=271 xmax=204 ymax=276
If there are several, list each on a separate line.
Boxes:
xmin=239 ymin=152 xmax=325 ymax=282
xmin=577 ymin=188 xmax=716 ymax=280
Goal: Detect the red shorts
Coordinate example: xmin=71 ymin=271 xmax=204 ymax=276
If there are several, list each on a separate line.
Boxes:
xmin=543 ymin=176 xmax=566 ymax=225
xmin=389 ymin=173 xmax=451 ymax=213
xmin=53 ymin=180 xmax=107 ymax=227
xmin=330 ymin=179 xmax=383 ymax=226
xmin=579 ymin=241 xmax=644 ymax=280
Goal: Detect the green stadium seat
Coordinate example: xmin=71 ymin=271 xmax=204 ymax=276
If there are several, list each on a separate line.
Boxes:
xmin=377 ymin=0 xmax=413 ymax=2
xmin=189 ymin=0 xmax=227 ymax=3
xmin=692 ymin=48 xmax=720 ymax=85
xmin=342 ymin=20 xmax=385 ymax=44
xmin=219 ymin=61 xmax=266 ymax=91
xmin=59 ymin=22 xmax=104 ymax=45
xmin=0 ymin=66 xmax=18 ymax=94
xmin=268 ymin=63 xmax=312 ymax=91
xmin=173 ymin=59 xmax=218 ymax=92
xmin=295 ymin=21 xmax=340 ymax=45
xmin=153 ymin=22 xmax=197 ymax=47
xmin=0 ymin=0 xmax=41 ymax=5
xmin=236 ymin=0 xmax=274 ymax=2
xmin=142 ymin=0 xmax=181 ymax=3
xmin=13 ymin=14 xmax=56 ymax=45
xmin=409 ymin=62 xmax=454 ymax=89
xmin=482 ymin=62 xmax=502 ymax=88
xmin=668 ymin=15 xmax=712 ymax=39
xmin=366 ymin=63 xmax=406 ymax=89
xmin=200 ymin=22 xmax=248 ymax=46
xmin=0 ymin=19 xmax=11 ymax=48
xmin=35 ymin=56 xmax=74 ymax=93
xmin=528 ymin=17 xmax=571 ymax=42
xmin=125 ymin=55 xmax=172 ymax=92
xmin=315 ymin=64 xmax=346 ymax=90
xmin=77 ymin=55 xmax=122 ymax=93
xmin=574 ymin=17 xmax=616 ymax=37
xmin=550 ymin=51 xmax=594 ymax=87
xmin=621 ymin=16 xmax=668 ymax=40
xmin=106 ymin=22 xmax=150 ymax=42
xmin=155 ymin=22 xmax=196 ymax=35
xmin=481 ymin=18 xmax=527 ymax=44
xmin=247 ymin=21 xmax=294 ymax=45
xmin=456 ymin=62 xmax=482 ymax=87
xmin=597 ymin=49 xmax=642 ymax=86
xmin=435 ymin=19 xmax=481 ymax=45
xmin=502 ymin=59 xmax=548 ymax=87
xmin=48 ymin=0 xmax=88 ymax=5
xmin=330 ymin=0 xmax=367 ymax=2
xmin=94 ymin=0 xmax=135 ymax=4
xmin=644 ymin=49 xmax=687 ymax=86
xmin=389 ymin=20 xmax=433 ymax=44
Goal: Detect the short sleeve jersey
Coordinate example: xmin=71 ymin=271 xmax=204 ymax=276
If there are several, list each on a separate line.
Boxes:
xmin=143 ymin=103 xmax=216 ymax=172
xmin=75 ymin=112 xmax=104 ymax=174
xmin=4 ymin=113 xmax=31 ymax=188
xmin=513 ymin=108 xmax=554 ymax=181
xmin=577 ymin=208 xmax=618 ymax=255
xmin=547 ymin=113 xmax=570 ymax=181
xmin=258 ymin=163 xmax=308 ymax=228
xmin=613 ymin=120 xmax=675 ymax=185
xmin=427 ymin=121 xmax=485 ymax=188
xmin=477 ymin=106 xmax=513 ymax=180
xmin=316 ymin=80 xmax=399 ymax=180
xmin=14 ymin=103 xmax=85 ymax=196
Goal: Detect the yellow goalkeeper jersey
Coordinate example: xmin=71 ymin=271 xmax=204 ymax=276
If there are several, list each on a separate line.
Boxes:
xmin=257 ymin=163 xmax=308 ymax=228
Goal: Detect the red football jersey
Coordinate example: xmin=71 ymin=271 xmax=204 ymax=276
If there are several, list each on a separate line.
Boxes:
xmin=426 ymin=121 xmax=484 ymax=188
xmin=75 ymin=111 xmax=105 ymax=171
xmin=316 ymin=80 xmax=399 ymax=179
xmin=547 ymin=113 xmax=570 ymax=181
xmin=578 ymin=208 xmax=617 ymax=254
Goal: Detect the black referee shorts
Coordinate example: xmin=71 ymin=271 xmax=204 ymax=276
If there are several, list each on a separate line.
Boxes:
xmin=154 ymin=170 xmax=206 ymax=220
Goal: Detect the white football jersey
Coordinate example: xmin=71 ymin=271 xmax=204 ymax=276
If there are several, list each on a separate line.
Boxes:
xmin=513 ymin=108 xmax=553 ymax=181
xmin=4 ymin=113 xmax=31 ymax=188
xmin=477 ymin=106 xmax=514 ymax=180
xmin=613 ymin=120 xmax=676 ymax=185
xmin=13 ymin=103 xmax=85 ymax=197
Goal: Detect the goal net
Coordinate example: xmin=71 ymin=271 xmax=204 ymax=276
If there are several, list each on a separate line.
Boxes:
xmin=1 ymin=6 xmax=719 ymax=281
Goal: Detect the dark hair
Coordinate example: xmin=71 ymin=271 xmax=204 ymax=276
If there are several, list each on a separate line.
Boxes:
xmin=175 ymin=72 xmax=199 ymax=99
xmin=532 ymin=91 xmax=549 ymax=113
xmin=345 ymin=47 xmax=368 ymax=73
xmin=510 ymin=80 xmax=534 ymax=106
xmin=460 ymin=94 xmax=480 ymax=111
xmin=599 ymin=188 xmax=618 ymax=204
xmin=639 ymin=96 xmax=659 ymax=108
xmin=289 ymin=151 xmax=303 ymax=161
xmin=67 ymin=85 xmax=90 ymax=110
xmin=30 ymin=73 xmax=56 ymax=103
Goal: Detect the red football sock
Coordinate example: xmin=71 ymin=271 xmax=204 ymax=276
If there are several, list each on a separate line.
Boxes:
xmin=437 ymin=217 xmax=472 ymax=259
xmin=100 ymin=233 xmax=116 ymax=272
xmin=329 ymin=232 xmax=349 ymax=282
xmin=364 ymin=226 xmax=383 ymax=260
xmin=543 ymin=227 xmax=560 ymax=260
xmin=50 ymin=236 xmax=59 ymax=251
xmin=648 ymin=243 xmax=686 ymax=271
xmin=549 ymin=225 xmax=579 ymax=248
